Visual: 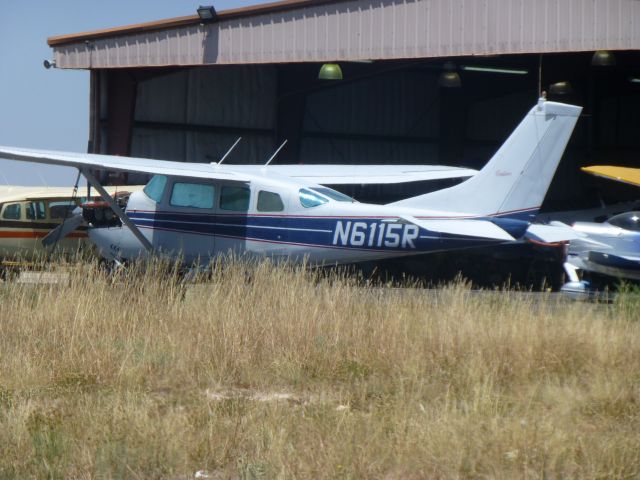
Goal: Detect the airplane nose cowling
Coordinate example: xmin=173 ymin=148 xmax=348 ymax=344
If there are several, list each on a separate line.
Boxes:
xmin=88 ymin=226 xmax=123 ymax=261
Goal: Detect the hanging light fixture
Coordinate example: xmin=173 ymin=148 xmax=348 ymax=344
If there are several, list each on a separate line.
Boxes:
xmin=438 ymin=61 xmax=461 ymax=88
xmin=318 ymin=63 xmax=343 ymax=80
xmin=591 ymin=50 xmax=616 ymax=67
xmin=549 ymin=81 xmax=573 ymax=95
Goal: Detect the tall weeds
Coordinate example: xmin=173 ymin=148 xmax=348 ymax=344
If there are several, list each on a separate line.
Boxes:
xmin=0 ymin=258 xmax=638 ymax=478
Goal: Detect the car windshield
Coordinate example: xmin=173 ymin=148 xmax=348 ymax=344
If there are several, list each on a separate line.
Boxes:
xmin=608 ymin=211 xmax=640 ymax=231
xmin=310 ymin=187 xmax=355 ymax=203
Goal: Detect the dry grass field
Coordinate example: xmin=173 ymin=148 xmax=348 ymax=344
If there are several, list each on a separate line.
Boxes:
xmin=0 ymin=258 xmax=639 ymax=479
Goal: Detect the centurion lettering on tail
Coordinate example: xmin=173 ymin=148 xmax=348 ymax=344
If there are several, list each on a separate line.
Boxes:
xmin=332 ymin=221 xmax=419 ymax=249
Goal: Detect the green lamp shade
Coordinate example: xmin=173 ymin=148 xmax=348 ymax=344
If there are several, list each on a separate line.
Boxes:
xmin=549 ymin=81 xmax=573 ymax=95
xmin=438 ymin=61 xmax=461 ymax=88
xmin=438 ymin=71 xmax=461 ymax=88
xmin=591 ymin=50 xmax=615 ymax=67
xmin=318 ymin=63 xmax=343 ymax=80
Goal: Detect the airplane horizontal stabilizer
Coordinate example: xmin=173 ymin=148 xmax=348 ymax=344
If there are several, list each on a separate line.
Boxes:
xmin=525 ymin=223 xmax=583 ymax=244
xmin=402 ymin=216 xmax=515 ymax=241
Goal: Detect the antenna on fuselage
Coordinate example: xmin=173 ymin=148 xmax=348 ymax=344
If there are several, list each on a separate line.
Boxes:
xmin=264 ymin=139 xmax=288 ymax=167
xmin=213 ymin=137 xmax=242 ymax=165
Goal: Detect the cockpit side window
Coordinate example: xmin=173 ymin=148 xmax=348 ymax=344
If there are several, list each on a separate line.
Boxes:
xmin=609 ymin=212 xmax=640 ymax=231
xmin=49 ymin=201 xmax=77 ymax=219
xmin=257 ymin=191 xmax=284 ymax=212
xmin=220 ymin=186 xmax=250 ymax=212
xmin=299 ymin=188 xmax=328 ymax=208
xmin=2 ymin=203 xmax=21 ymax=220
xmin=170 ymin=182 xmax=215 ymax=209
xmin=26 ymin=201 xmax=46 ymax=220
xmin=143 ymin=175 xmax=168 ymax=203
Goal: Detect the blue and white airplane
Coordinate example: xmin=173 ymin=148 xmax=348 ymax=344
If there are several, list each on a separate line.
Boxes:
xmin=0 ymin=98 xmax=581 ymax=267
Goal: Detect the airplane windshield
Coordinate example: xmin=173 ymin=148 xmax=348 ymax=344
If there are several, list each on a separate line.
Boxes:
xmin=143 ymin=175 xmax=168 ymax=203
xmin=311 ymin=187 xmax=355 ymax=203
xmin=608 ymin=211 xmax=640 ymax=232
xmin=299 ymin=189 xmax=328 ymax=208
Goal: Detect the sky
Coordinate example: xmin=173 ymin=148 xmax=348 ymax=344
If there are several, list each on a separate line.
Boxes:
xmin=0 ymin=0 xmax=264 ymax=186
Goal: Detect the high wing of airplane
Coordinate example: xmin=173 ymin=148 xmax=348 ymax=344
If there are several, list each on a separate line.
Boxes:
xmin=235 ymin=164 xmax=478 ymax=185
xmin=0 ymin=98 xmax=582 ymax=268
xmin=581 ymin=165 xmax=640 ymax=188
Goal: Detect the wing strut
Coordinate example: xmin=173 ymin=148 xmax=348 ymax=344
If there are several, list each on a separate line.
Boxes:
xmin=81 ymin=168 xmax=153 ymax=252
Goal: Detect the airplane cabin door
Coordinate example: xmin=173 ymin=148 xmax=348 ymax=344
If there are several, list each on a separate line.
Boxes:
xmin=216 ymin=182 xmax=252 ymax=256
xmin=158 ymin=179 xmax=217 ymax=264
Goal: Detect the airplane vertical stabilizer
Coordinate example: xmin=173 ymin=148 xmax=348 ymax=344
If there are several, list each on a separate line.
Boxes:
xmin=389 ymin=99 xmax=582 ymax=219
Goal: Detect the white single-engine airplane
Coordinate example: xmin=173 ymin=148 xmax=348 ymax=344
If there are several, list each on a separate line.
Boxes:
xmin=0 ymin=98 xmax=581 ymax=267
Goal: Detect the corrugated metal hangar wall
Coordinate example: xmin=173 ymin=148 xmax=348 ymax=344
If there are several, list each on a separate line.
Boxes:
xmin=49 ymin=0 xmax=640 ymax=211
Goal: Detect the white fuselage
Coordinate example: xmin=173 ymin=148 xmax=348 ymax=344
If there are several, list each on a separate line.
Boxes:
xmin=89 ymin=176 xmax=522 ymax=266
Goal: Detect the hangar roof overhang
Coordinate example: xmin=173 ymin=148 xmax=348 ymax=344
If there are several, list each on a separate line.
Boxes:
xmin=48 ymin=0 xmax=640 ymax=70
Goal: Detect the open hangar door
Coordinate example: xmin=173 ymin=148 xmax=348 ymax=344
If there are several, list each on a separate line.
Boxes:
xmin=95 ymin=50 xmax=640 ymax=212
xmin=92 ymin=52 xmax=640 ymax=288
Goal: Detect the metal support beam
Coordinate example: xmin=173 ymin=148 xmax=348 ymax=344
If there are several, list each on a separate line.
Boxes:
xmin=88 ymin=70 xmax=101 ymax=154
xmin=81 ymin=168 xmax=154 ymax=253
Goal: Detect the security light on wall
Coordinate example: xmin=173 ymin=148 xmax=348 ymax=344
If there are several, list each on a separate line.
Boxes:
xmin=318 ymin=63 xmax=343 ymax=80
xmin=197 ymin=5 xmax=218 ymax=22
xmin=438 ymin=62 xmax=461 ymax=88
xmin=591 ymin=50 xmax=616 ymax=67
xmin=43 ymin=59 xmax=56 ymax=69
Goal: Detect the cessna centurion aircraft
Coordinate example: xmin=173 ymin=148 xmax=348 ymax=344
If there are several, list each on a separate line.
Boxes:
xmin=0 ymin=98 xmax=581 ymax=267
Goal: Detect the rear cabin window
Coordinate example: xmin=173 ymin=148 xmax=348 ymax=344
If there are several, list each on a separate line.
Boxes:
xmin=220 ymin=186 xmax=250 ymax=211
xmin=170 ymin=182 xmax=215 ymax=209
xmin=299 ymin=189 xmax=328 ymax=208
xmin=26 ymin=201 xmax=46 ymax=220
xmin=2 ymin=203 xmax=21 ymax=220
xmin=257 ymin=191 xmax=284 ymax=212
xmin=143 ymin=175 xmax=168 ymax=203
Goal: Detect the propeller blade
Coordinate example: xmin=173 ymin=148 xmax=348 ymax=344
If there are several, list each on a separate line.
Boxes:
xmin=41 ymin=213 xmax=85 ymax=247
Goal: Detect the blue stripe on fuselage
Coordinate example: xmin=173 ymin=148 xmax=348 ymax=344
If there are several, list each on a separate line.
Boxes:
xmin=126 ymin=211 xmax=510 ymax=253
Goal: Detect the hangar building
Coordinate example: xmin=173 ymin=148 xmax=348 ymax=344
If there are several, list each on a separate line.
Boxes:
xmin=48 ymin=0 xmax=640 ymax=211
